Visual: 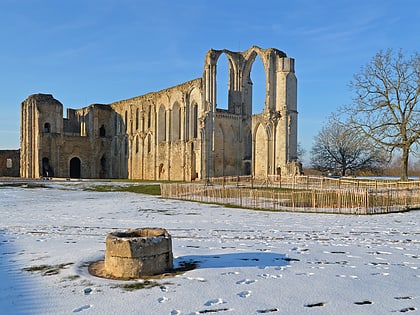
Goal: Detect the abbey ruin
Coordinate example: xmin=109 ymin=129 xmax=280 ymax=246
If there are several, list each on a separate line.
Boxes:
xmin=20 ymin=46 xmax=299 ymax=180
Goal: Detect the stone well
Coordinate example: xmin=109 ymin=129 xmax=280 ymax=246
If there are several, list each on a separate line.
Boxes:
xmin=104 ymin=228 xmax=173 ymax=278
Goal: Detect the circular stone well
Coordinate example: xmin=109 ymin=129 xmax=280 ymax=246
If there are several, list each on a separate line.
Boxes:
xmin=104 ymin=228 xmax=173 ymax=278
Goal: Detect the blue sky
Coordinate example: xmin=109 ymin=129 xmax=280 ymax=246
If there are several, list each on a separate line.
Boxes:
xmin=1 ymin=0 xmax=419 ymax=165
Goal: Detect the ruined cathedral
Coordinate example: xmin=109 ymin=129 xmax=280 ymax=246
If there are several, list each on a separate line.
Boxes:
xmin=20 ymin=46 xmax=299 ymax=180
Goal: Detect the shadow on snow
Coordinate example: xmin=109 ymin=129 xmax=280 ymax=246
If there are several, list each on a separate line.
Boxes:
xmin=174 ymin=252 xmax=290 ymax=269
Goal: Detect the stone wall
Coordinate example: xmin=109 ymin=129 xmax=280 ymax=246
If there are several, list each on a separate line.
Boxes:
xmin=19 ymin=46 xmax=299 ymax=180
xmin=0 ymin=150 xmax=20 ymax=177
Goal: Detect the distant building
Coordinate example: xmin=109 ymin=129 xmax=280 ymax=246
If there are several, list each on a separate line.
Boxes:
xmin=20 ymin=46 xmax=299 ymax=180
xmin=0 ymin=150 xmax=20 ymax=177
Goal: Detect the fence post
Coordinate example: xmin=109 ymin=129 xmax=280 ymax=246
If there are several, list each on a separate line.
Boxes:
xmin=291 ymin=192 xmax=295 ymax=211
xmin=365 ymin=189 xmax=369 ymax=214
xmin=312 ymin=190 xmax=316 ymax=211
xmin=337 ymin=189 xmax=341 ymax=213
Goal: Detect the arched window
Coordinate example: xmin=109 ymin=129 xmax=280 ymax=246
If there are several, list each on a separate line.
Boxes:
xmin=171 ymin=103 xmax=181 ymax=141
xmin=215 ymin=53 xmax=230 ymax=111
xmin=158 ymin=105 xmax=166 ymax=143
xmin=193 ymin=104 xmax=198 ymax=138
xmin=44 ymin=123 xmax=51 ymax=133
xmin=250 ymin=57 xmax=266 ymax=114
xmin=147 ymin=134 xmax=151 ymax=153
xmin=99 ymin=125 xmax=106 ymax=137
xmin=136 ymin=108 xmax=139 ymax=130
xmin=148 ymin=106 xmax=152 ymax=129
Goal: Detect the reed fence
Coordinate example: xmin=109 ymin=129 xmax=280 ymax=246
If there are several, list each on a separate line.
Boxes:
xmin=161 ymin=182 xmax=420 ymax=215
xmin=205 ymin=175 xmax=420 ymax=191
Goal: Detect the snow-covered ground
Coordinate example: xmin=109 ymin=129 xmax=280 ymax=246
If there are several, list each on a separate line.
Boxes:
xmin=0 ymin=181 xmax=418 ymax=315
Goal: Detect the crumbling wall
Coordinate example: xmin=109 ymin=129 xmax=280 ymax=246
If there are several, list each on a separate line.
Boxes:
xmin=0 ymin=150 xmax=20 ymax=177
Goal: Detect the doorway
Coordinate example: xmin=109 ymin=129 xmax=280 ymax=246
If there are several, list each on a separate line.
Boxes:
xmin=69 ymin=157 xmax=81 ymax=178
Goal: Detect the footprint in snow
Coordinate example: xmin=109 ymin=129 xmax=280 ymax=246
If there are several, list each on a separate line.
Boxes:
xmin=354 ymin=300 xmax=373 ymax=305
xmin=73 ymin=304 xmax=92 ymax=312
xmin=258 ymin=273 xmax=282 ymax=279
xmin=256 ymin=308 xmax=279 ymax=313
xmin=237 ymin=290 xmax=251 ymax=298
xmin=205 ymin=298 xmax=226 ymax=306
xmin=236 ymin=279 xmax=257 ymax=285
xmin=398 ymin=307 xmax=417 ymax=312
xmin=158 ymin=297 xmax=169 ymax=303
xmin=221 ymin=271 xmax=240 ymax=275
xmin=170 ymin=310 xmax=181 ymax=315
xmin=304 ymin=302 xmax=326 ymax=308
xmin=83 ymin=287 xmax=93 ymax=295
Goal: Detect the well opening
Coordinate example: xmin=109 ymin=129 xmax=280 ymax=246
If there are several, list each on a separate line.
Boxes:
xmin=98 ymin=227 xmax=173 ymax=279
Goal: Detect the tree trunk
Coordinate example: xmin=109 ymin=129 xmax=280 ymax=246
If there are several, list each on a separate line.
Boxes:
xmin=401 ymin=147 xmax=409 ymax=180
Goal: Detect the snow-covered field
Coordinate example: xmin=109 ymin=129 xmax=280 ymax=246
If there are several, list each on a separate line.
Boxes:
xmin=0 ymin=181 xmax=418 ymax=315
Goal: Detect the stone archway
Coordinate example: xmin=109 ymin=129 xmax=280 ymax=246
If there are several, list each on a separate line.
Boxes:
xmin=69 ymin=157 xmax=81 ymax=178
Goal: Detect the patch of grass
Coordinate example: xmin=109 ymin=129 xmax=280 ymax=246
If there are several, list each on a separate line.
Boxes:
xmin=0 ymin=182 xmax=49 ymax=189
xmin=122 ymin=185 xmax=161 ymax=195
xmin=84 ymin=184 xmax=161 ymax=195
xmin=117 ymin=280 xmax=171 ymax=291
xmin=62 ymin=275 xmax=80 ymax=281
xmin=22 ymin=262 xmax=74 ymax=276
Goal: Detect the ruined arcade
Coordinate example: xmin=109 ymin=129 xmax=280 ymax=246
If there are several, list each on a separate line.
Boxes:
xmin=20 ymin=46 xmax=299 ymax=180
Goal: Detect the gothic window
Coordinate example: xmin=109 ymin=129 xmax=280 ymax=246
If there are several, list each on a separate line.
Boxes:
xmin=171 ymin=102 xmax=181 ymax=141
xmin=136 ymin=136 xmax=139 ymax=153
xmin=114 ymin=115 xmax=118 ymax=134
xmin=158 ymin=105 xmax=166 ymax=143
xmin=136 ymin=108 xmax=139 ymax=130
xmin=44 ymin=122 xmax=51 ymax=133
xmin=193 ymin=104 xmax=198 ymax=138
xmin=148 ymin=106 xmax=152 ymax=129
xmin=99 ymin=125 xmax=106 ymax=137
xmin=147 ymin=134 xmax=151 ymax=153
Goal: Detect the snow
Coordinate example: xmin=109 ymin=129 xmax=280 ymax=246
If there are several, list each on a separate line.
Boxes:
xmin=0 ymin=181 xmax=419 ymax=315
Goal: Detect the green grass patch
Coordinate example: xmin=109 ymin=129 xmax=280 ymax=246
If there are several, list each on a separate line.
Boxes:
xmin=84 ymin=184 xmax=161 ymax=195
xmin=117 ymin=280 xmax=170 ymax=291
xmin=22 ymin=262 xmax=74 ymax=276
xmin=0 ymin=182 xmax=49 ymax=189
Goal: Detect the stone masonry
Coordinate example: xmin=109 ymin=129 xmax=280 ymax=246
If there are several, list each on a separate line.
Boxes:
xmin=20 ymin=46 xmax=299 ymax=180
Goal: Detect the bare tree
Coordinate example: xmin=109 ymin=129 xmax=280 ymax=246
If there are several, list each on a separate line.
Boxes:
xmin=310 ymin=116 xmax=386 ymax=176
xmin=345 ymin=49 xmax=420 ymax=180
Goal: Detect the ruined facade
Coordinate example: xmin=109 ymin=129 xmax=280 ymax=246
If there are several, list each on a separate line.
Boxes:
xmin=20 ymin=46 xmax=299 ymax=180
xmin=0 ymin=150 xmax=20 ymax=177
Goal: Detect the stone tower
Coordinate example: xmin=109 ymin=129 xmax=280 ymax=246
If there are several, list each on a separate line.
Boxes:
xmin=201 ymin=46 xmax=298 ymax=178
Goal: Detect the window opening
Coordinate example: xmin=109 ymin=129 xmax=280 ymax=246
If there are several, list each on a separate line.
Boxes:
xmin=216 ymin=54 xmax=229 ymax=111
xmin=251 ymin=57 xmax=266 ymax=114
xmin=99 ymin=125 xmax=106 ymax=137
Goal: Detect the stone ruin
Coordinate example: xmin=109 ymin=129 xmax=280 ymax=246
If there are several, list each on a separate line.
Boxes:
xmin=103 ymin=228 xmax=173 ymax=279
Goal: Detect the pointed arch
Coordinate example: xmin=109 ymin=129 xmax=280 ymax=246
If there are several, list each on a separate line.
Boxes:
xmin=254 ymin=123 xmax=268 ymax=178
xmin=158 ymin=104 xmax=166 ymax=143
xmin=171 ymin=102 xmax=181 ymax=141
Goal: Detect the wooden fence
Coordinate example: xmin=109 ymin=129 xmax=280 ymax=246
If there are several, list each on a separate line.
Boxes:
xmin=205 ymin=175 xmax=420 ymax=191
xmin=161 ymin=182 xmax=420 ymax=215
